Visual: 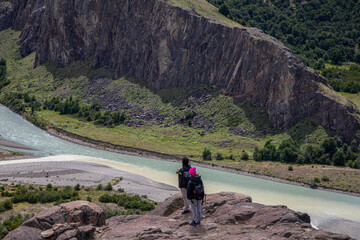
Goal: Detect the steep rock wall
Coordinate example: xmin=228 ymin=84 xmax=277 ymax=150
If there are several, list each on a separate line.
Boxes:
xmin=1 ymin=0 xmax=360 ymax=141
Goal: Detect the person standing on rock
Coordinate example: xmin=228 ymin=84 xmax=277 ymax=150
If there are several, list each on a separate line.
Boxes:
xmin=187 ymin=167 xmax=205 ymax=226
xmin=177 ymin=156 xmax=192 ymax=214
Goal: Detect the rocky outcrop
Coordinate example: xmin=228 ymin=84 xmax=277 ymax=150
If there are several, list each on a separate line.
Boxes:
xmin=4 ymin=201 xmax=105 ymax=240
xmin=6 ymin=193 xmax=352 ymax=239
xmin=0 ymin=2 xmax=13 ymax=31
xmin=112 ymin=192 xmax=351 ymax=240
xmin=1 ymin=0 xmax=360 ymax=141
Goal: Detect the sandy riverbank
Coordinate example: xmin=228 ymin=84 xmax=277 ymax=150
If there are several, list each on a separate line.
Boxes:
xmin=0 ymin=155 xmax=179 ymax=202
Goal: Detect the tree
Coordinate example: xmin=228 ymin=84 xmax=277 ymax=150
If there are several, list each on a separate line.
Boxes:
xmin=279 ymin=147 xmax=298 ymax=163
xmin=219 ymin=4 xmax=230 ymax=17
xmin=0 ymin=58 xmax=6 ymax=82
xmin=332 ymin=149 xmax=345 ymax=166
xmin=322 ymin=138 xmax=337 ymax=158
xmin=202 ymin=148 xmax=212 ymax=161
xmin=278 ymin=139 xmax=298 ymax=163
xmin=253 ymin=147 xmax=262 ymax=161
xmin=263 ymin=141 xmax=277 ymax=161
xmin=355 ymin=54 xmax=360 ymax=64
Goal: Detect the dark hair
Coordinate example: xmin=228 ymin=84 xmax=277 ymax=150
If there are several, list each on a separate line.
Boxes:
xmin=182 ymin=156 xmax=189 ymax=165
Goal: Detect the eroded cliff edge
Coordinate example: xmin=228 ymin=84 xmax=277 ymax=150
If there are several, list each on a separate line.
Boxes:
xmin=1 ymin=0 xmax=360 ymax=141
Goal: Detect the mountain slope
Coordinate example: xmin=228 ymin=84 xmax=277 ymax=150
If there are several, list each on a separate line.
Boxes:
xmin=0 ymin=0 xmax=360 ymax=142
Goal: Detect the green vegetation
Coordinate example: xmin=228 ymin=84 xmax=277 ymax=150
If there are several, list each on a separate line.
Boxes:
xmin=219 ymin=4 xmax=230 ymax=16
xmin=0 ymin=181 xmax=156 ymax=238
xmin=0 ymin=58 xmax=10 ymax=90
xmin=169 ymin=0 xmax=241 ymax=27
xmin=208 ymin=0 xmax=360 ymax=95
xmin=0 ymin=200 xmax=13 ymax=213
xmin=98 ymin=194 xmax=155 ymax=212
xmin=322 ymin=64 xmax=360 ymax=93
xmin=207 ymin=0 xmax=360 ymax=68
xmin=104 ymin=183 xmax=113 ymax=191
xmin=1 ymin=92 xmax=41 ymax=114
xmin=10 ymin=185 xmax=79 ymax=205
xmin=202 ymin=148 xmax=212 ymax=161
xmin=0 ymin=214 xmax=31 ymax=239
xmin=1 ymin=92 xmax=127 ymax=128
xmin=254 ymin=137 xmax=360 ymax=169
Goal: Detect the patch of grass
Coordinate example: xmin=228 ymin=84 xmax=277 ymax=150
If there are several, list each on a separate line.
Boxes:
xmin=167 ymin=0 xmax=242 ymax=27
xmin=38 ymin=110 xmax=262 ymax=158
xmin=0 ymin=29 xmax=21 ymax=60
xmin=339 ymin=92 xmax=360 ymax=109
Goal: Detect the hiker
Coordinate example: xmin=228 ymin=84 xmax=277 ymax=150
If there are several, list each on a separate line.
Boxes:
xmin=187 ymin=167 xmax=205 ymax=226
xmin=176 ymin=156 xmax=192 ymax=214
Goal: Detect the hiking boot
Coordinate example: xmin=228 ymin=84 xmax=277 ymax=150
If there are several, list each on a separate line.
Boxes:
xmin=181 ymin=210 xmax=190 ymax=214
xmin=188 ymin=221 xmax=197 ymax=227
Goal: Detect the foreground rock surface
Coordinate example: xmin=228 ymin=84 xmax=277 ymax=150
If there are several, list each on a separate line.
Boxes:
xmin=0 ymin=0 xmax=360 ymax=141
xmin=4 ymin=201 xmax=105 ymax=240
xmin=5 ymin=193 xmax=353 ymax=240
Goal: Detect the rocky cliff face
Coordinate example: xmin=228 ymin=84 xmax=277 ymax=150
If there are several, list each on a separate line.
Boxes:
xmin=4 ymin=193 xmax=354 ymax=240
xmin=1 ymin=0 xmax=360 ymax=141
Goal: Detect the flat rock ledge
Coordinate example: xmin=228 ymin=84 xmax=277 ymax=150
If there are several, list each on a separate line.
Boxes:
xmin=5 ymin=193 xmax=353 ymax=240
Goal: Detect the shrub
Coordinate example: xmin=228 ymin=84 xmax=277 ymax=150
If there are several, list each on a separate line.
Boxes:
xmin=97 ymin=184 xmax=103 ymax=191
xmin=202 ymin=148 xmax=212 ymax=161
xmin=9 ymin=185 xmax=78 ymax=205
xmin=0 ymin=200 xmax=13 ymax=212
xmin=219 ymin=4 xmax=230 ymax=16
xmin=0 ymin=214 xmax=31 ymax=239
xmin=99 ymin=194 xmax=155 ymax=212
xmin=240 ymin=151 xmax=249 ymax=160
xmin=321 ymin=176 xmax=330 ymax=182
xmin=99 ymin=194 xmax=113 ymax=203
xmin=74 ymin=184 xmax=81 ymax=191
xmin=288 ymin=166 xmax=293 ymax=171
xmin=104 ymin=183 xmax=113 ymax=191
xmin=215 ymin=153 xmax=223 ymax=160
xmin=253 ymin=147 xmax=262 ymax=161
xmin=313 ymin=177 xmax=320 ymax=183
xmin=103 ymin=208 xmax=125 ymax=219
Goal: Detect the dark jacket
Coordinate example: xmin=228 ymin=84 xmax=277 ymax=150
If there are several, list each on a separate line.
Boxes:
xmin=187 ymin=175 xmax=204 ymax=200
xmin=178 ymin=164 xmax=191 ymax=188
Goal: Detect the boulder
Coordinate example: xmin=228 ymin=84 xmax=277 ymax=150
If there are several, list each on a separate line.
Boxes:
xmin=4 ymin=201 xmax=105 ymax=240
